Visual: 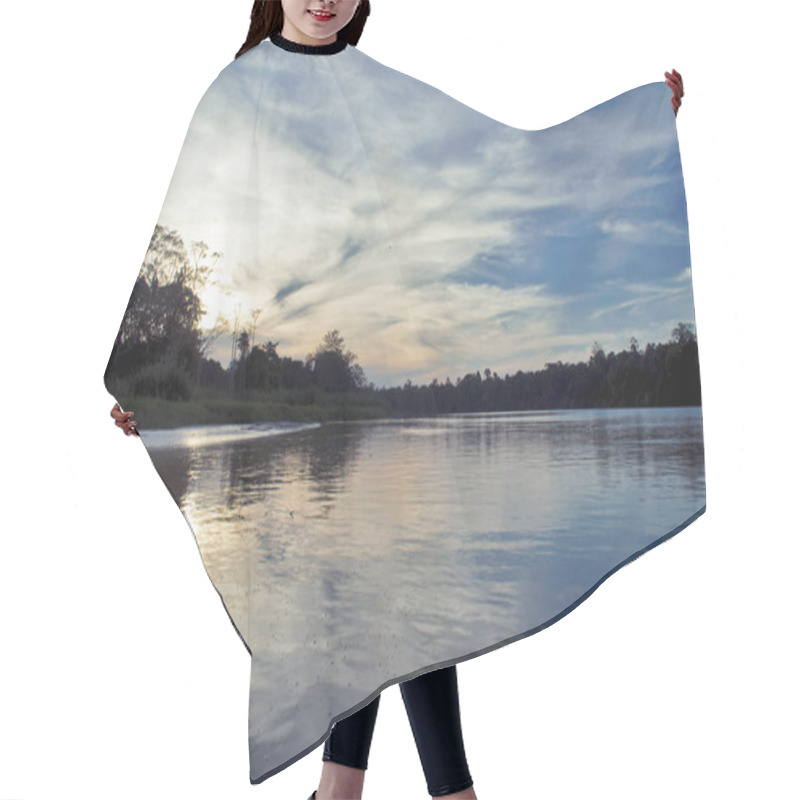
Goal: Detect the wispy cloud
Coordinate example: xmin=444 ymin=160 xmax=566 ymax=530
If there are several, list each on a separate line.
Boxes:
xmin=152 ymin=44 xmax=695 ymax=386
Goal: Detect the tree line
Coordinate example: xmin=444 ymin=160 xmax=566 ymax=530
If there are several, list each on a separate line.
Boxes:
xmin=378 ymin=325 xmax=700 ymax=415
xmin=105 ymin=225 xmax=701 ymax=414
xmin=105 ymin=226 xmax=369 ymax=401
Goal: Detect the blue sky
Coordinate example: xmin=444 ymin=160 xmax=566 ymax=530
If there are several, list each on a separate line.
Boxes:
xmin=154 ymin=39 xmax=695 ymax=388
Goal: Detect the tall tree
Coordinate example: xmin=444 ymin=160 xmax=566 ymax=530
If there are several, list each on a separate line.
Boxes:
xmin=308 ymin=330 xmax=366 ymax=392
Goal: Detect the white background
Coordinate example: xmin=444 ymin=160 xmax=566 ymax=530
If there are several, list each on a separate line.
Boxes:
xmin=1 ymin=1 xmax=797 ymax=798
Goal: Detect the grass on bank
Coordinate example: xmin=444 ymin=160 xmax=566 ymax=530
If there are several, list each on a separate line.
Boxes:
xmin=108 ymin=387 xmax=393 ymax=430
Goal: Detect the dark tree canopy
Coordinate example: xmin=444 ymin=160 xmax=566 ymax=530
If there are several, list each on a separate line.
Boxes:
xmin=105 ymin=226 xmax=700 ymax=414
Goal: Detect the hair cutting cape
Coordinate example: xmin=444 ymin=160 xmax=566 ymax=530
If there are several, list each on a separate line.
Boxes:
xmin=104 ymin=33 xmax=705 ymax=784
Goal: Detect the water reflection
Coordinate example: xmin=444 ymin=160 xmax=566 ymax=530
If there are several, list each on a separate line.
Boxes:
xmin=141 ymin=407 xmax=704 ymax=777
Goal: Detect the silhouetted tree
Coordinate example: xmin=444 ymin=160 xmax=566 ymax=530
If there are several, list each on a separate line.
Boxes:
xmin=307 ymin=330 xmax=366 ymax=392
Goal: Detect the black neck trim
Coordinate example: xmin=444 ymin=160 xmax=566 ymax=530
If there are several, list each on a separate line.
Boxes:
xmin=269 ymin=31 xmax=348 ymax=55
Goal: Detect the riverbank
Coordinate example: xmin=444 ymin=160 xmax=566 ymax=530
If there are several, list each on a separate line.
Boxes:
xmin=108 ymin=389 xmax=393 ymax=430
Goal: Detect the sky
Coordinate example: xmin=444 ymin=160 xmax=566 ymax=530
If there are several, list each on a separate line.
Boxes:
xmin=150 ymin=34 xmax=696 ymax=389
xmin=4 ymin=1 xmax=797 ymax=799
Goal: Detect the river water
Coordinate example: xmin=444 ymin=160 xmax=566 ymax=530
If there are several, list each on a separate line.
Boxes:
xmin=139 ymin=406 xmax=705 ymax=777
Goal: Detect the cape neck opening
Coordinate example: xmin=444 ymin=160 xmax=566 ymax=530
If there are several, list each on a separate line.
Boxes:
xmin=269 ymin=31 xmax=348 ymax=55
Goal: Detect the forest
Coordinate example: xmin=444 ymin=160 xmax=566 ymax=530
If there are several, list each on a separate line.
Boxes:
xmin=105 ymin=225 xmax=701 ymax=426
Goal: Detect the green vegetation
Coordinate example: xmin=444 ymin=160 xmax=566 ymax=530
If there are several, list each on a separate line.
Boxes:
xmin=379 ymin=325 xmax=701 ymax=416
xmin=105 ymin=225 xmax=701 ymax=429
xmin=107 ymin=388 xmax=390 ymax=430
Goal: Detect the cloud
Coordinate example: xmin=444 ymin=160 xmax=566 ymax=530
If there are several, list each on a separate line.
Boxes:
xmin=151 ymin=44 xmax=696 ymax=387
xmin=275 ymin=279 xmax=308 ymax=304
